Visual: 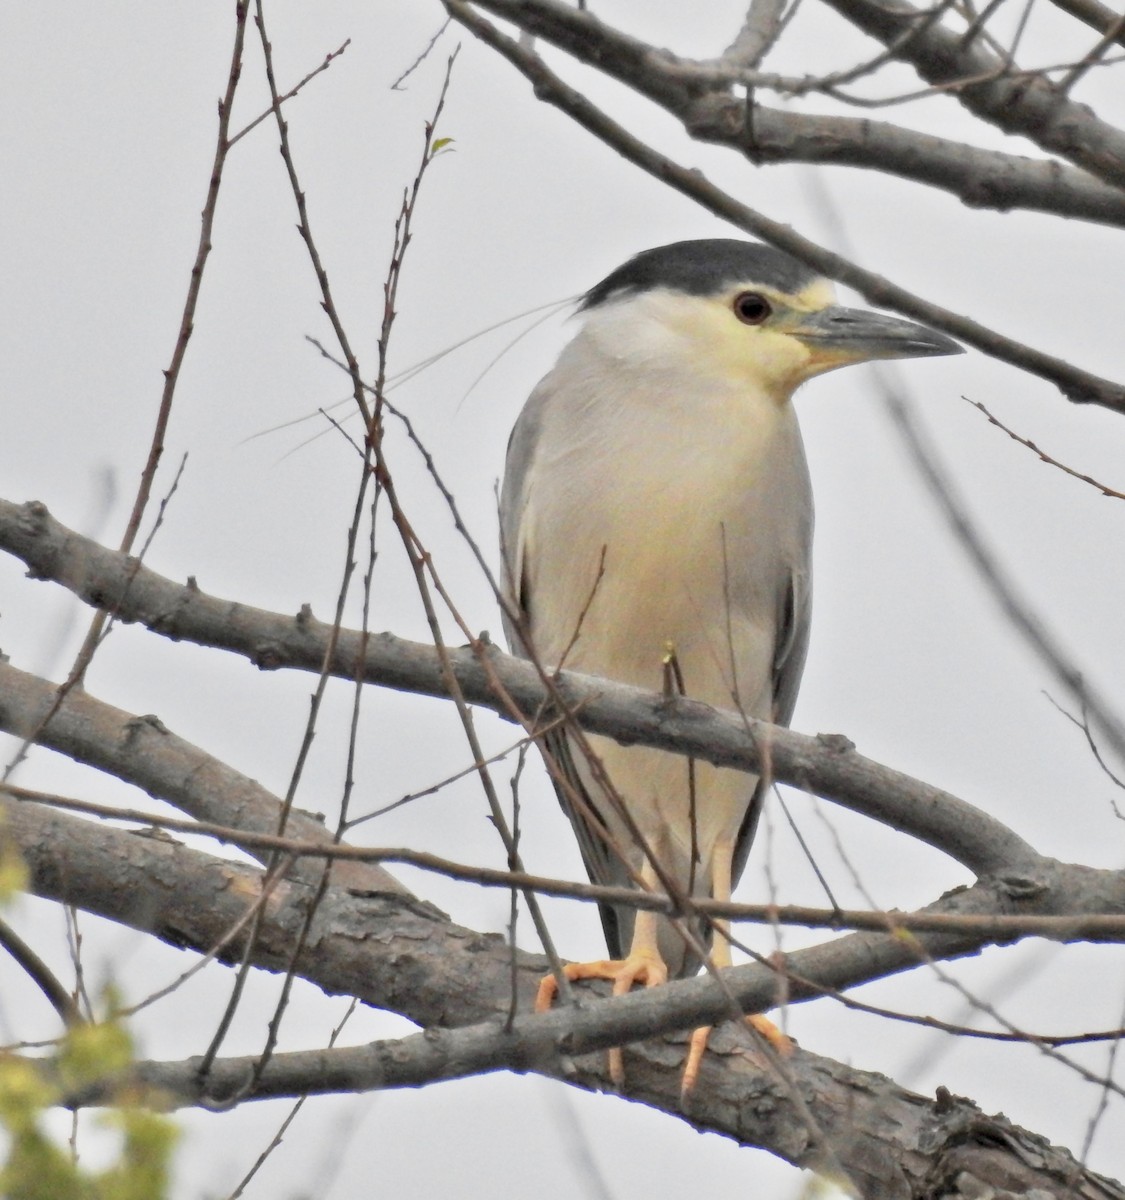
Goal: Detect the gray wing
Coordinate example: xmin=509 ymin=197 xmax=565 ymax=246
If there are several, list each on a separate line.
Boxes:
xmin=730 ymin=564 xmax=813 ymax=887
xmin=771 ymin=563 xmax=813 ymax=730
xmin=542 ymin=729 xmax=635 ymax=960
xmin=498 ymin=382 xmax=548 ymax=655
xmin=499 ymin=380 xmax=637 ymax=960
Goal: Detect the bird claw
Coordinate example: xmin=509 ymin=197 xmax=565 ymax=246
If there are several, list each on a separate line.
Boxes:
xmin=535 ymin=953 xmax=670 ymax=1087
xmin=681 ymin=1014 xmax=793 ymax=1100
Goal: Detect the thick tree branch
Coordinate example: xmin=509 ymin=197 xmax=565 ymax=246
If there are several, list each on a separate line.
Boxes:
xmin=11 ymin=783 xmax=1125 ymax=941
xmin=445 ymin=1 xmax=1125 ymax=413
xmin=0 ymin=498 xmax=1037 ymax=877
xmin=694 ymin=100 xmax=1125 ymax=227
xmin=819 ymin=0 xmax=1125 ymax=190
xmin=462 ymin=0 xmax=1125 ymax=193
xmin=458 ymin=0 xmax=1125 ymax=227
xmin=6 ymin=792 xmax=1125 ymax=1197
xmin=94 ymin=1043 xmax=1125 ymax=1197
xmin=0 ymin=618 xmax=404 ymax=897
xmin=1051 ymin=0 xmax=1125 ymax=48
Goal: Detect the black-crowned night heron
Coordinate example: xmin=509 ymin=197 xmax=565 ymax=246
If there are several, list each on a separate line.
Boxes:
xmin=500 ymin=238 xmax=961 ymax=1089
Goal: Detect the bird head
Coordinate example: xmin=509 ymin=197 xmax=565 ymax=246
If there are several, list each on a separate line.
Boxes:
xmin=580 ymin=239 xmax=963 ymax=400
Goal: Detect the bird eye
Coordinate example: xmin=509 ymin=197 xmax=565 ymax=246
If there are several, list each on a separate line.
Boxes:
xmin=734 ymin=292 xmax=772 ymax=325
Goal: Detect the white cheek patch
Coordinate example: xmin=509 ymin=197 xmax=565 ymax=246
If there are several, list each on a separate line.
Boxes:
xmin=751 ymin=334 xmax=811 ymax=379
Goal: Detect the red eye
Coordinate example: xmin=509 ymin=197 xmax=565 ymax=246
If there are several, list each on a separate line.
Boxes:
xmin=734 ymin=292 xmax=772 ymax=325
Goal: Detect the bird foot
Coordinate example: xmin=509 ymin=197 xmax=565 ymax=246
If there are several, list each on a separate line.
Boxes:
xmin=536 ymin=951 xmax=669 ymax=1087
xmin=681 ymin=1014 xmax=793 ymax=1098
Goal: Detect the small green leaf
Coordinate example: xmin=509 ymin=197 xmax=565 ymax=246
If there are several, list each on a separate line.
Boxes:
xmin=0 ymin=1013 xmax=178 ymax=1199
xmin=0 ymin=1055 xmax=56 ymax=1131
xmin=59 ymin=1019 xmax=134 ymax=1091
xmin=0 ymin=837 xmax=29 ymax=904
xmin=431 ymin=136 xmax=455 ymax=154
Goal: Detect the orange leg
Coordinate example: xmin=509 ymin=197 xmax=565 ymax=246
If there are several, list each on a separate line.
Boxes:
xmin=536 ymin=847 xmax=790 ymax=1093
xmin=536 ymin=875 xmax=669 ymax=1087
xmin=681 ymin=841 xmax=791 ymax=1096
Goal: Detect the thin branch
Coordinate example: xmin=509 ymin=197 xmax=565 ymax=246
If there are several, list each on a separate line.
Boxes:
xmin=967 ymin=396 xmax=1125 ymax=499
xmin=214 ymin=0 xmax=381 ymax=1098
xmin=0 ymin=916 xmax=83 ymax=1028
xmin=390 ymin=18 xmax=451 ymax=89
xmin=223 ymin=999 xmax=357 ymax=1198
xmin=12 ymin=782 xmax=1125 ymax=940
xmin=1049 ymin=0 xmax=1125 ymax=47
xmin=228 ymin=38 xmax=351 ymax=146
xmin=443 ymin=0 xmax=1125 ymax=413
xmin=0 ymin=502 xmax=1041 ymax=878
xmin=1080 ymin=991 xmax=1125 ymax=1160
xmin=801 ymin=169 xmax=1125 ymax=774
xmin=66 ymin=0 xmax=250 ymax=686
xmin=1057 ymin=9 xmax=1125 ymax=89
xmin=1048 ymin=696 xmax=1125 ymax=792
xmin=799 ymin=0 xmax=962 ymax=95
xmin=878 ymin=375 xmax=1125 ymax=767
xmin=8 ymin=788 xmax=1125 ymax=1192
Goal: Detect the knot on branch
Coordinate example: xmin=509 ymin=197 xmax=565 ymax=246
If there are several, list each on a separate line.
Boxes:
xmin=994 ymin=874 xmax=1049 ymax=902
xmin=683 ymin=93 xmax=744 ymax=141
xmin=921 ymin=1097 xmax=1117 ymax=1198
xmin=17 ymin=501 xmax=56 ymax=580
xmin=253 ymin=641 xmax=286 ymax=670
xmin=815 ymin=732 xmax=855 ymax=754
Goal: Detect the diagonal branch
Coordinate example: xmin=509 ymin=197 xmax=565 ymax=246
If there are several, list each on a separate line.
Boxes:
xmin=819 ymin=0 xmax=1125 ymax=189
xmin=6 ymin=791 xmax=1125 ymax=1196
xmin=458 ymin=0 xmax=1125 ymax=227
xmin=0 ymin=497 xmax=1038 ymax=877
xmin=497 ymin=0 xmax=1125 ymax=193
xmin=1051 ymin=0 xmax=1125 ymax=47
xmin=444 ymin=0 xmax=1125 ymax=413
xmin=0 ymin=639 xmax=403 ymax=898
xmin=12 ymin=783 xmax=1125 ymax=941
xmin=695 ymin=101 xmax=1125 ymax=227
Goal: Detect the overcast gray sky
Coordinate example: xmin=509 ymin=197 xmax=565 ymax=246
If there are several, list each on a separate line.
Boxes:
xmin=2 ymin=4 xmax=1124 ymax=1196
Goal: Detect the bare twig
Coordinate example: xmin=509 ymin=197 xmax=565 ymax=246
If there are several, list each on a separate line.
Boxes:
xmin=65 ymin=0 xmax=250 ymax=689
xmin=967 ymin=396 xmax=1125 ymax=500
xmin=1049 ymin=0 xmax=1125 ymax=47
xmin=798 ymin=166 xmax=1125 ymax=771
xmin=199 ymin=0 xmax=382 ymax=1097
xmin=1057 ymin=7 xmax=1125 ymax=88
xmin=0 ymin=916 xmax=83 ymax=1028
xmin=882 ymin=376 xmax=1125 ymax=766
xmin=9 ymin=785 xmax=1125 ymax=942
xmin=223 ymin=999 xmax=357 ymax=1198
xmin=391 ymin=17 xmax=452 ymax=89
xmin=228 ymin=38 xmax=351 ymax=147
xmin=1047 ymin=695 xmax=1125 ymax=792
xmin=1080 ymin=991 xmax=1125 ymax=1161
xmin=0 ymin=509 xmax=1042 ymax=878
xmin=443 ymin=1 xmax=1125 ymax=413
